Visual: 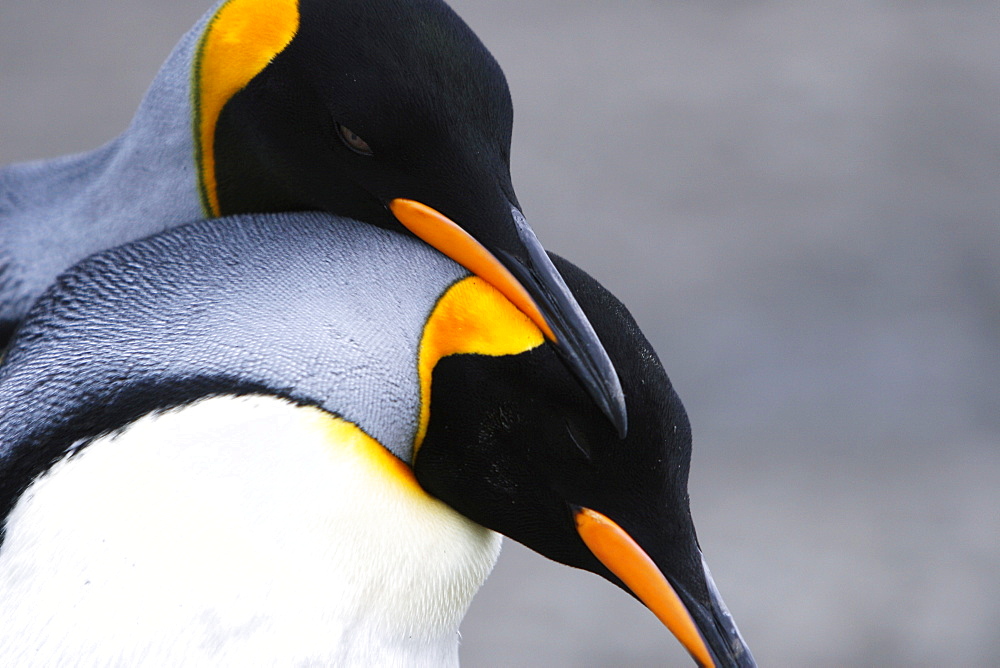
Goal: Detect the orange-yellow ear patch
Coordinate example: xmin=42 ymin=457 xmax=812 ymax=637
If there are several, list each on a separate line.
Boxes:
xmin=414 ymin=276 xmax=545 ymax=453
xmin=193 ymin=0 xmax=300 ymax=216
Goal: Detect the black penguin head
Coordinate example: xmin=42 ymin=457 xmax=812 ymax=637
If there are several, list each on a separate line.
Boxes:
xmin=198 ymin=0 xmax=627 ymax=436
xmin=414 ymin=255 xmax=755 ymax=668
xmin=212 ymin=0 xmax=514 ymax=232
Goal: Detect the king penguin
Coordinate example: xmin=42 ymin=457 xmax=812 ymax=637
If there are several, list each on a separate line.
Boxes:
xmin=0 ymin=0 xmax=625 ymax=434
xmin=0 ymin=213 xmax=754 ymax=666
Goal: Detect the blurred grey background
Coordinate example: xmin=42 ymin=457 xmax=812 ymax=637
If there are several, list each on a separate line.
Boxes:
xmin=2 ymin=1 xmax=997 ymax=665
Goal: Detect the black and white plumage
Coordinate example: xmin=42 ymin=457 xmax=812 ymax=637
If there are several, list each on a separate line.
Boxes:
xmin=0 ymin=213 xmax=753 ymax=666
xmin=0 ymin=0 xmax=625 ymax=434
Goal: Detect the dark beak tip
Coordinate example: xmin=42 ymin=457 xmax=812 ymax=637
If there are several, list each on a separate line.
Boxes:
xmin=698 ymin=557 xmax=757 ymax=668
xmin=600 ymin=390 xmax=628 ymax=438
xmin=505 ymin=210 xmax=629 ymax=438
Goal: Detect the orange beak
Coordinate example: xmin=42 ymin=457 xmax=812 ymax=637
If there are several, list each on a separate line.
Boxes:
xmin=389 ymin=197 xmax=627 ymax=437
xmin=575 ymin=507 xmax=716 ymax=667
xmin=388 ymin=198 xmax=555 ymax=341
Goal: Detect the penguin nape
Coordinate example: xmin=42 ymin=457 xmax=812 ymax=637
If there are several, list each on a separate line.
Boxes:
xmin=0 ymin=213 xmax=754 ymax=667
xmin=0 ymin=0 xmax=625 ymax=434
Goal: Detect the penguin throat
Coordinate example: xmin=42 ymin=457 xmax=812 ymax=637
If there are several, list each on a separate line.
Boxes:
xmin=414 ymin=275 xmax=544 ymax=453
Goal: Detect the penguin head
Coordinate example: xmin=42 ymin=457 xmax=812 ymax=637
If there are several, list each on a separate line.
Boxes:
xmin=211 ymin=0 xmax=513 ymax=231
xmin=414 ymin=255 xmax=755 ymax=668
xmin=195 ymin=0 xmax=627 ymax=436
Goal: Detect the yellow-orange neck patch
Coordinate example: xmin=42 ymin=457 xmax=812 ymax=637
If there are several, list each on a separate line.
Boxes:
xmin=414 ymin=276 xmax=545 ymax=454
xmin=310 ymin=408 xmax=425 ymax=497
xmin=193 ymin=0 xmax=300 ymax=216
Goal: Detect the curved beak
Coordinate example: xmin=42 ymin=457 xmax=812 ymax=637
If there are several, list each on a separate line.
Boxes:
xmin=389 ymin=198 xmax=627 ymax=437
xmin=574 ymin=507 xmax=756 ymax=668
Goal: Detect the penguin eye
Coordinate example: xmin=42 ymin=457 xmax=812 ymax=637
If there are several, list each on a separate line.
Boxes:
xmin=337 ymin=123 xmax=374 ymax=156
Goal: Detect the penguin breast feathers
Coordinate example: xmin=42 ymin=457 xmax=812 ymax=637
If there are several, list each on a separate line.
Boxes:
xmin=0 ymin=395 xmax=500 ymax=666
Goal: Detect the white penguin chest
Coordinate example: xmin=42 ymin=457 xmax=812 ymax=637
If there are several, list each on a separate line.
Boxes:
xmin=0 ymin=395 xmax=502 ymax=666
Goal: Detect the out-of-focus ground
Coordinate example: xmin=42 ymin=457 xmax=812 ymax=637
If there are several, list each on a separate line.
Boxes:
xmin=2 ymin=1 xmax=997 ymax=665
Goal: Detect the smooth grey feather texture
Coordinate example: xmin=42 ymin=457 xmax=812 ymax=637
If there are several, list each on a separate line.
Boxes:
xmin=0 ymin=212 xmax=468 ymax=485
xmin=0 ymin=1 xmax=225 ymax=338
